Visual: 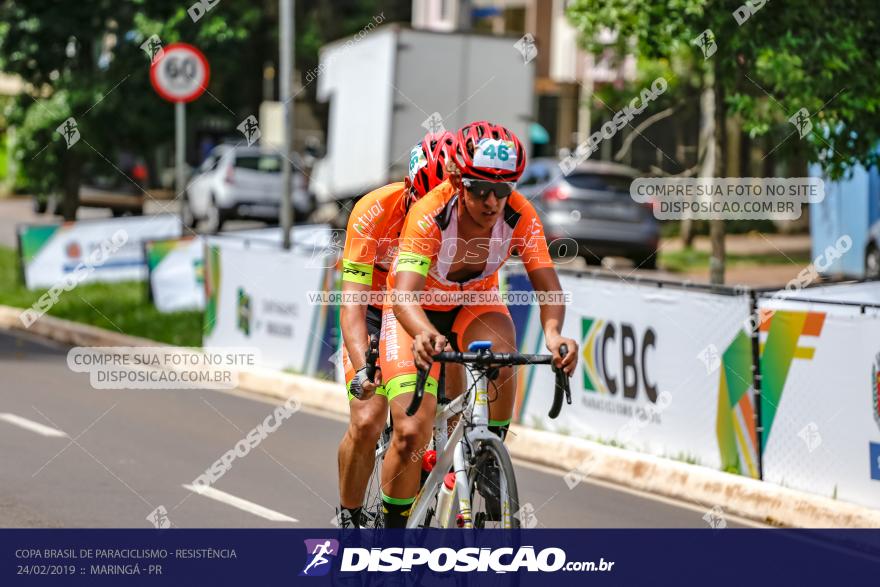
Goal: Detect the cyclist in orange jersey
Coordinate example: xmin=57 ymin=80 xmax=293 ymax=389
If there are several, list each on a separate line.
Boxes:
xmin=336 ymin=131 xmax=455 ymax=528
xmin=378 ymin=121 xmax=578 ymax=527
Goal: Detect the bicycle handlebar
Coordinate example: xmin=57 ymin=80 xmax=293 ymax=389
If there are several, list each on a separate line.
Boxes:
xmin=405 ymin=344 xmax=571 ymax=418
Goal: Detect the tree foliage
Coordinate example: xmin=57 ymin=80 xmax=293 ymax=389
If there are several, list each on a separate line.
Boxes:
xmin=567 ymin=0 xmax=880 ymax=178
xmin=0 ymin=0 xmax=409 ymax=213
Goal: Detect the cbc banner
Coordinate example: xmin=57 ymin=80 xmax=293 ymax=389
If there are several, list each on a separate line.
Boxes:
xmin=515 ymin=272 xmax=758 ymax=476
xmin=17 ymin=215 xmax=181 ymax=289
xmin=758 ymin=292 xmax=880 ymax=510
xmin=201 ymin=239 xmax=335 ymax=374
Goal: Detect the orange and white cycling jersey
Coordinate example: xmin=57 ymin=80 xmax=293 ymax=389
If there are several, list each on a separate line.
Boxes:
xmin=341 ymin=182 xmax=409 ymax=306
xmin=388 ymin=180 xmax=554 ymax=311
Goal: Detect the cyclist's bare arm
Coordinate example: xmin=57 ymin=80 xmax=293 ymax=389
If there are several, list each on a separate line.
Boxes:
xmin=341 ymin=193 xmax=384 ymax=390
xmin=527 ymin=267 xmax=578 ymax=376
xmin=340 ymin=279 xmax=371 ymax=371
xmin=392 ymin=270 xmax=447 ymax=369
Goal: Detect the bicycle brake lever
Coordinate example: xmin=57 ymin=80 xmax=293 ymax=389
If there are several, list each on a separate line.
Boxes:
xmin=558 ymin=343 xmax=572 ymax=405
xmin=364 ymin=334 xmax=379 ymax=382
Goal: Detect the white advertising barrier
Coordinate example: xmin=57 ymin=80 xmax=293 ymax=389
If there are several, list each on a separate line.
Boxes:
xmin=515 ymin=273 xmax=759 ymax=476
xmin=201 ymin=238 xmax=335 ymax=374
xmin=758 ymin=289 xmax=880 ymax=510
xmin=146 ymin=225 xmax=336 ymax=313
xmin=18 ymin=215 xmax=181 ymax=289
xmin=769 ymin=280 xmax=880 ymax=305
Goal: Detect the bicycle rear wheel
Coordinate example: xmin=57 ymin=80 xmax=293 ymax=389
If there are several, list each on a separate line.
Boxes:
xmin=469 ymin=435 xmax=520 ymax=529
xmin=359 ymin=423 xmax=391 ymax=528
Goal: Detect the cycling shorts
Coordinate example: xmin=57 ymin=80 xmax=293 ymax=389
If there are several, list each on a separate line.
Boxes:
xmin=342 ymin=305 xmax=386 ymax=401
xmin=378 ymin=299 xmax=512 ymax=402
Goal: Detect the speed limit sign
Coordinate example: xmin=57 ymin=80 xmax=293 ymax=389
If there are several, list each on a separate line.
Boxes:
xmin=150 ymin=43 xmax=210 ymax=103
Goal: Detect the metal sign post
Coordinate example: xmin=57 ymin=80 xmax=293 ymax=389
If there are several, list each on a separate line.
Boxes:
xmin=279 ymin=0 xmax=295 ymax=250
xmin=175 ymin=102 xmax=186 ymax=201
xmin=150 ymin=43 xmax=211 ymax=206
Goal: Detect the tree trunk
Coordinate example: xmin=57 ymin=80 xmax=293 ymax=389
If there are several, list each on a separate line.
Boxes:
xmin=60 ymin=153 xmax=81 ymax=221
xmin=686 ymin=68 xmax=718 ymax=251
xmin=707 ymin=67 xmax=727 ymax=285
xmin=697 ymin=65 xmax=719 ymax=281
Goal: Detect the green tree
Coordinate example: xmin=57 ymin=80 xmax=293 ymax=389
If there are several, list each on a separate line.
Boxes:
xmin=567 ymin=0 xmax=880 ymax=282
xmin=1 ymin=0 xmax=406 ymax=220
xmin=0 ymin=1 xmax=272 ymax=219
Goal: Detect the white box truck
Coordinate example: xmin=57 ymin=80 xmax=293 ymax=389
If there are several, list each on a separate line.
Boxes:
xmin=311 ymin=24 xmax=534 ymax=207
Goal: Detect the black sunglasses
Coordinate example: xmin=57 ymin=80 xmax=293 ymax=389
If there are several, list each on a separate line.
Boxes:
xmin=462 ymin=178 xmax=515 ymax=201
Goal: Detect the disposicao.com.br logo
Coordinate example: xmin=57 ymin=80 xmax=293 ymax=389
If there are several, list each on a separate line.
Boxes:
xmin=337 ymin=546 xmax=614 ymax=574
xmin=300 ymin=539 xmax=339 ymax=577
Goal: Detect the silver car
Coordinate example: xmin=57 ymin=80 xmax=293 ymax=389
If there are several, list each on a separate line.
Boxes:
xmin=867 ymin=219 xmax=880 ymax=279
xmin=517 ymin=158 xmax=660 ymax=269
xmin=183 ymin=145 xmax=314 ymax=233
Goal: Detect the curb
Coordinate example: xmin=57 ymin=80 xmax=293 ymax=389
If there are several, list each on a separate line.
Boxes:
xmin=3 ymin=305 xmax=879 ymax=528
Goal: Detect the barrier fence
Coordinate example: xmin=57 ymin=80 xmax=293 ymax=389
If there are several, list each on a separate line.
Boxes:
xmin=25 ymin=219 xmax=879 ymax=511
xmin=16 ymin=215 xmax=181 ymax=289
xmin=189 ymin=236 xmax=880 ymax=510
xmin=756 ymin=294 xmax=880 ymax=509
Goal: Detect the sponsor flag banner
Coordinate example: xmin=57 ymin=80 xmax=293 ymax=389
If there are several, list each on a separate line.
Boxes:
xmin=146 ymin=225 xmax=336 ymax=314
xmin=516 ymin=273 xmax=757 ymax=476
xmin=146 ymin=236 xmax=205 ymax=313
xmin=17 ymin=215 xmax=181 ymax=289
xmin=759 ymin=292 xmax=880 ymax=510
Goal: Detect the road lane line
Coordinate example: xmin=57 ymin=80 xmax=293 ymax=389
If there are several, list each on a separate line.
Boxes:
xmin=182 ymin=484 xmax=298 ymax=523
xmin=0 ymin=413 xmax=68 ymax=438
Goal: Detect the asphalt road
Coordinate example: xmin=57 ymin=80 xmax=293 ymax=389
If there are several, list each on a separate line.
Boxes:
xmin=0 ymin=328 xmax=757 ymax=529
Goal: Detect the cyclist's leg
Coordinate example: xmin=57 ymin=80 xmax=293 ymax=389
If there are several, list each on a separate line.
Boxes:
xmin=337 ymin=306 xmax=387 ymax=525
xmin=453 ymin=303 xmax=517 ymax=435
xmin=378 ymin=305 xmax=441 ymax=528
xmin=440 ymin=362 xmax=465 ymax=439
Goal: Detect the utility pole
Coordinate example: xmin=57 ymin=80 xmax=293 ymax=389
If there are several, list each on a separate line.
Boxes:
xmin=279 ymin=0 xmax=295 ymax=249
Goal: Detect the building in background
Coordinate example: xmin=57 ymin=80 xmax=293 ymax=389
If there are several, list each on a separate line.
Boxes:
xmin=412 ymin=0 xmax=636 ymax=158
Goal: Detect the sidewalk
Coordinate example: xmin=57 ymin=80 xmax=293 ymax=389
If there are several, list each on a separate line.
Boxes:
xmin=661 ymin=233 xmax=813 ymax=287
xmin=661 ymin=233 xmax=812 ymax=257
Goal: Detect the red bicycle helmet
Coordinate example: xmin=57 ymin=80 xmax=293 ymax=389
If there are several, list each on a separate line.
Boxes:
xmin=453 ymin=120 xmax=526 ymax=182
xmin=408 ymin=131 xmax=455 ymax=198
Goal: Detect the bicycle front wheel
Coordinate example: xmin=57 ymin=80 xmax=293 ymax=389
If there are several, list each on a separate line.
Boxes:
xmin=469 ymin=435 xmax=520 ymax=529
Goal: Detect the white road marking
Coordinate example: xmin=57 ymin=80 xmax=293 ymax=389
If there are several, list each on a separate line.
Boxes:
xmin=182 ymin=484 xmax=298 ymax=523
xmin=0 ymin=413 xmax=68 ymax=438
xmin=216 ymin=386 xmax=769 ymax=527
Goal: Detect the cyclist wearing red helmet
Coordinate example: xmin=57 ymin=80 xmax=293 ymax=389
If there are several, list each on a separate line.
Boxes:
xmin=336 ymin=131 xmax=454 ymax=528
xmin=378 ymin=121 xmax=578 ymax=527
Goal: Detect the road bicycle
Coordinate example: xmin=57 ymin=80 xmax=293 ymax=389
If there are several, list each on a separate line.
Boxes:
xmin=358 ymin=339 xmax=570 ymax=529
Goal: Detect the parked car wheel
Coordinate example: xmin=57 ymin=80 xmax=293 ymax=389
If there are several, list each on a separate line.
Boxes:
xmin=580 ymin=251 xmax=603 ymax=266
xmin=866 ymin=244 xmax=880 ymax=280
xmin=32 ymin=196 xmax=47 ymax=214
xmin=632 ymin=253 xmax=658 ymax=270
xmin=180 ymin=195 xmax=198 ymax=229
xmin=203 ymin=196 xmax=226 ymax=234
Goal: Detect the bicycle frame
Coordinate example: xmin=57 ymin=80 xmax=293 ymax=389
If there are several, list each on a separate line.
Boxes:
xmin=386 ymin=342 xmax=570 ymax=529
xmin=407 ymin=368 xmax=502 ymax=529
